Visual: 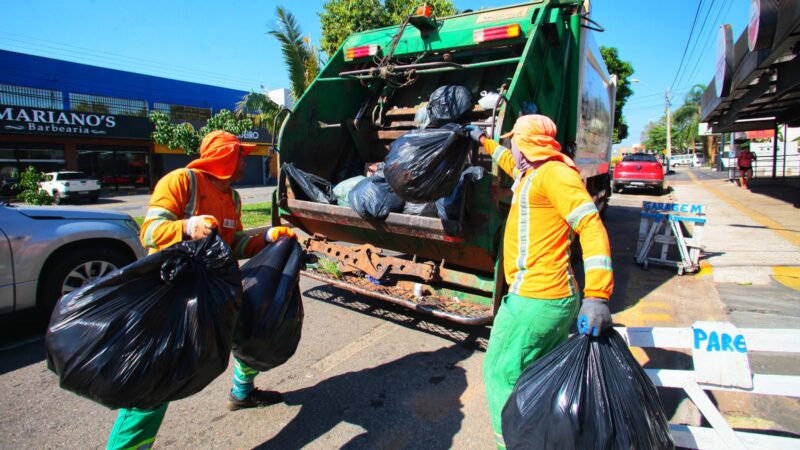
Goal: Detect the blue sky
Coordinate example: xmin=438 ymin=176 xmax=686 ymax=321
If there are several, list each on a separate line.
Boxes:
xmin=1 ymin=0 xmax=748 ymax=147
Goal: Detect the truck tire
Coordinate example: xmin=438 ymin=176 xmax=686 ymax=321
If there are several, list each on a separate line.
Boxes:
xmin=37 ymin=247 xmax=132 ymax=321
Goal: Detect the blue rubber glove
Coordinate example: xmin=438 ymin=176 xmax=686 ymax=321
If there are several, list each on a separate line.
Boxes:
xmin=576 ymin=297 xmax=612 ymax=336
xmin=464 ymin=125 xmax=486 ymax=143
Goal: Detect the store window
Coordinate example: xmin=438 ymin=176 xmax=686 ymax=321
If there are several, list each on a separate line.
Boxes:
xmin=77 ymin=146 xmax=149 ymax=190
xmin=0 ymin=144 xmax=65 ymax=195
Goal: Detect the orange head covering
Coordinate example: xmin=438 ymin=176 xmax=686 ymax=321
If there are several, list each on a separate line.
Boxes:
xmin=500 ymin=115 xmax=577 ymax=170
xmin=186 ymin=130 xmax=256 ymax=180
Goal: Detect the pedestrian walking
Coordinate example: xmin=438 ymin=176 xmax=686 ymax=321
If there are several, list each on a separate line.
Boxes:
xmin=737 ymin=147 xmax=756 ymax=189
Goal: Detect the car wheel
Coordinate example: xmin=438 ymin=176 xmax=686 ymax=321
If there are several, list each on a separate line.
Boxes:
xmin=655 ymin=185 xmax=665 ymax=196
xmin=612 ymin=183 xmax=621 ymax=193
xmin=38 ymin=247 xmax=131 ymax=321
xmin=53 ymin=190 xmax=62 ymax=205
xmin=90 ymin=194 xmax=99 ymax=203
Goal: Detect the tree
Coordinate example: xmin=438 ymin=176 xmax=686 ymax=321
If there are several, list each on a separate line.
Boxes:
xmin=16 ymin=166 xmax=54 ymax=205
xmin=270 ymin=6 xmax=320 ymax=101
xmin=600 ymin=46 xmax=634 ymax=143
xmin=671 ymin=84 xmax=705 ymax=153
xmin=319 ymin=0 xmax=457 ymax=57
xmin=149 ymin=110 xmax=254 ymax=155
xmin=641 ymin=119 xmax=667 ymax=153
xmin=236 ymin=92 xmax=281 ymax=128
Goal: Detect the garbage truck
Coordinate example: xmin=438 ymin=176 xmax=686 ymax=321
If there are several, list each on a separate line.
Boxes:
xmin=271 ymin=1 xmax=616 ymax=325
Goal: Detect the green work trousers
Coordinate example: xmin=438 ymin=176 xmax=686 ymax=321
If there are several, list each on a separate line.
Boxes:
xmin=483 ymin=292 xmax=579 ymax=449
xmin=107 ymin=403 xmax=168 ymax=450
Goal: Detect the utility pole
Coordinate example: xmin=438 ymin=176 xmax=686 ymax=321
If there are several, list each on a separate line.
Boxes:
xmin=665 ymin=89 xmax=672 ymax=159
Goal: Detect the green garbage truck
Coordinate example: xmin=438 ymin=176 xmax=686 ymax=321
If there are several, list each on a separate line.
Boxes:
xmin=272 ymin=0 xmax=616 ymax=325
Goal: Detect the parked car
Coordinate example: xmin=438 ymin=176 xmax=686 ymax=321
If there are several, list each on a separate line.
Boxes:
xmin=612 ymin=153 xmax=665 ymax=194
xmin=670 ymin=154 xmax=702 ymax=167
xmin=0 ymin=203 xmax=145 ymax=319
xmin=40 ymin=171 xmax=102 ymax=204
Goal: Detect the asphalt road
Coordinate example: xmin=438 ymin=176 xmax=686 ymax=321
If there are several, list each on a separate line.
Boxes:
xmin=2 ymin=166 xmax=797 ymax=448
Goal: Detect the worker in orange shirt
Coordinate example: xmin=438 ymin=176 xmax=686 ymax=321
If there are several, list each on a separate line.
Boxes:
xmin=467 ymin=115 xmax=614 ymax=449
xmin=107 ymin=130 xmax=295 ymax=450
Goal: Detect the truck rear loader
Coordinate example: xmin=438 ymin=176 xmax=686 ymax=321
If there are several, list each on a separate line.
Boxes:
xmin=272 ymin=0 xmax=616 ymax=325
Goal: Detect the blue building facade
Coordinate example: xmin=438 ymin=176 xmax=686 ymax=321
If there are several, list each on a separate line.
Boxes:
xmin=0 ymin=50 xmax=271 ymax=191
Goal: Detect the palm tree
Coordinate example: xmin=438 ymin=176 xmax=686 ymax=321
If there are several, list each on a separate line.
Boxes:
xmin=268 ymin=6 xmax=320 ymax=101
xmin=235 ymin=92 xmax=280 ymax=128
xmin=672 ymin=84 xmax=705 ymax=155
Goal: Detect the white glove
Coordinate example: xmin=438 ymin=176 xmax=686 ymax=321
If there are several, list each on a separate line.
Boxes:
xmin=184 ymin=215 xmax=217 ymax=240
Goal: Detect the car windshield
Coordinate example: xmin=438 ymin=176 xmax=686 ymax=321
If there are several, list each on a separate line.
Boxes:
xmin=623 ymin=154 xmax=658 ymax=162
xmin=58 ymin=172 xmax=88 ymax=180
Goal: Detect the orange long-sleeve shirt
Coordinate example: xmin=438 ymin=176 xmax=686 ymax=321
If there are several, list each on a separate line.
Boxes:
xmin=140 ymin=168 xmax=267 ymax=258
xmin=485 ymin=139 xmax=614 ymax=300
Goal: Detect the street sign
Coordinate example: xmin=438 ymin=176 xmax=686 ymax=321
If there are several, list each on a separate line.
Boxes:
xmin=691 ymin=321 xmax=753 ymax=389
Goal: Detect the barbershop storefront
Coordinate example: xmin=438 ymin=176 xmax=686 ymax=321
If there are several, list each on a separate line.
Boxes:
xmin=0 ymin=104 xmax=274 ymax=191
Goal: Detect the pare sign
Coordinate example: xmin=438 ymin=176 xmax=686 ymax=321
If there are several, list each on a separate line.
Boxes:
xmin=691 ymin=321 xmax=753 ymax=389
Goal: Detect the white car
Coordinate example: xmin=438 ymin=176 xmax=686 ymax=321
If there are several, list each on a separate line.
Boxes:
xmin=670 ymin=154 xmax=701 ymax=167
xmin=40 ymin=171 xmax=101 ymax=204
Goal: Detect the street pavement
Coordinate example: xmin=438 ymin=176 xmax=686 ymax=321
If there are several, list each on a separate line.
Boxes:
xmin=75 ymin=185 xmax=276 ymax=218
xmin=1 ymin=167 xmax=798 ymax=448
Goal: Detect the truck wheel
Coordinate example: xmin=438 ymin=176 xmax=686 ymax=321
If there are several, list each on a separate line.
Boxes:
xmin=37 ymin=247 xmax=131 ymax=322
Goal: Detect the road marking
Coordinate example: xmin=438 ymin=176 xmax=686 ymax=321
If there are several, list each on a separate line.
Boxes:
xmin=308 ymin=321 xmax=398 ymax=375
xmin=696 ymin=260 xmax=714 ymax=278
xmin=773 ymin=266 xmax=800 ymax=292
xmin=686 ymin=171 xmax=800 ymax=249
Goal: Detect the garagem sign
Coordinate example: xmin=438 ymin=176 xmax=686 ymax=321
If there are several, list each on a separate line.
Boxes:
xmin=0 ymin=105 xmax=152 ymax=139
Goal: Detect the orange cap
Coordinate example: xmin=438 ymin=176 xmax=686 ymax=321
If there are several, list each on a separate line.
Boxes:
xmin=186 ymin=130 xmax=256 ymax=180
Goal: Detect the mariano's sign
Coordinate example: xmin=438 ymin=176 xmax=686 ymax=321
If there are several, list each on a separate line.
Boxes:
xmin=0 ymin=105 xmax=152 ymax=139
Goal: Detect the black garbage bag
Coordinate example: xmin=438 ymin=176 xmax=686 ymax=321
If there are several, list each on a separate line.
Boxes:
xmin=383 ymin=124 xmax=472 ymax=203
xmin=284 ymin=162 xmax=336 ymax=204
xmin=436 ymin=166 xmax=485 ymax=220
xmin=502 ymin=330 xmax=674 ymax=450
xmin=232 ymin=237 xmax=305 ymax=372
xmin=45 ymin=233 xmax=242 ymax=410
xmin=427 ymin=85 xmax=473 ymax=127
xmin=403 ymin=201 xmax=437 ymax=217
xmin=348 ymin=175 xmax=405 ymax=220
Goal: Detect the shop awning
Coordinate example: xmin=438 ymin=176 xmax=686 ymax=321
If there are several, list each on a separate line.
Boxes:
xmin=700 ymin=2 xmax=800 ymax=133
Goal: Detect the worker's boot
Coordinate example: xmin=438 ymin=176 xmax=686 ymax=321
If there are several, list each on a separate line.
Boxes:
xmin=226 ymin=389 xmax=284 ymax=411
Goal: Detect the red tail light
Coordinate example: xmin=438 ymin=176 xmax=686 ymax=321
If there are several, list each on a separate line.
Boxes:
xmin=473 ymin=24 xmax=521 ymax=43
xmin=345 ymin=44 xmax=381 ymax=61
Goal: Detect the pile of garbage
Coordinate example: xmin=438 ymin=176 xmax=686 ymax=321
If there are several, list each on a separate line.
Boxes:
xmin=286 ymin=84 xmax=485 ymax=222
xmin=45 ymin=232 xmax=304 ymax=410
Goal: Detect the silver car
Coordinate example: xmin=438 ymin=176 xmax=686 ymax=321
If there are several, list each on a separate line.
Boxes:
xmin=0 ymin=203 xmax=146 ymax=318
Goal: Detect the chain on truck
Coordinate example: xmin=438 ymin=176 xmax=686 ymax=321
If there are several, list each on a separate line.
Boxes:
xmin=270 ymin=1 xmax=616 ymax=325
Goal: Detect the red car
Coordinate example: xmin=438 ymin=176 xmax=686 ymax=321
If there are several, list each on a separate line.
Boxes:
xmin=612 ymin=153 xmax=665 ymax=194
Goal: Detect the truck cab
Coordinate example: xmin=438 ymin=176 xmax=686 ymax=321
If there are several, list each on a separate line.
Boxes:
xmin=273 ymin=1 xmax=616 ymax=324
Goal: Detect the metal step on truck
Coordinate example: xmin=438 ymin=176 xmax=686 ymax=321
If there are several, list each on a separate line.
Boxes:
xmin=271 ymin=0 xmax=616 ymax=325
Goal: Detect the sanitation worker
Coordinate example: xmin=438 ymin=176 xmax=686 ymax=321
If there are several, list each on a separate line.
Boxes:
xmin=107 ymin=130 xmax=296 ymax=450
xmin=467 ymin=115 xmax=614 ymax=449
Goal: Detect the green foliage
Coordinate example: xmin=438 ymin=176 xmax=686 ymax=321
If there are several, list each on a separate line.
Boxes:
xmin=316 ymin=257 xmax=342 ymax=279
xmin=600 ymin=46 xmax=634 ymax=143
xmin=671 ymin=84 xmax=705 ymax=151
xmin=641 ymin=119 xmax=667 ymax=153
xmin=319 ymin=0 xmax=457 ymax=57
xmin=148 ymin=110 xmax=253 ymax=155
xmin=236 ymin=92 xmax=281 ymax=128
xmin=15 ymin=166 xmax=54 ymax=205
xmin=270 ymin=6 xmax=320 ymax=101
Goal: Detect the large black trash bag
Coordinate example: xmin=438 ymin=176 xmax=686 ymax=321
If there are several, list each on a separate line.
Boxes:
xmin=232 ymin=237 xmax=305 ymax=371
xmin=436 ymin=166 xmax=485 ymax=220
xmin=283 ymin=162 xmax=336 ymax=204
xmin=383 ymin=124 xmax=472 ymax=203
xmin=502 ymin=329 xmax=674 ymax=450
xmin=348 ymin=175 xmax=405 ymax=220
xmin=427 ymin=85 xmax=473 ymax=127
xmin=45 ymin=232 xmax=242 ymax=410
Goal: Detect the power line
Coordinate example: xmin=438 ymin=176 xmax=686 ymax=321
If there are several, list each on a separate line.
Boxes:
xmin=675 ymin=0 xmax=735 ymax=94
xmin=669 ymin=0 xmax=705 ymax=93
xmin=0 ymin=32 xmax=266 ymax=89
xmin=672 ymin=0 xmax=722 ymax=92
